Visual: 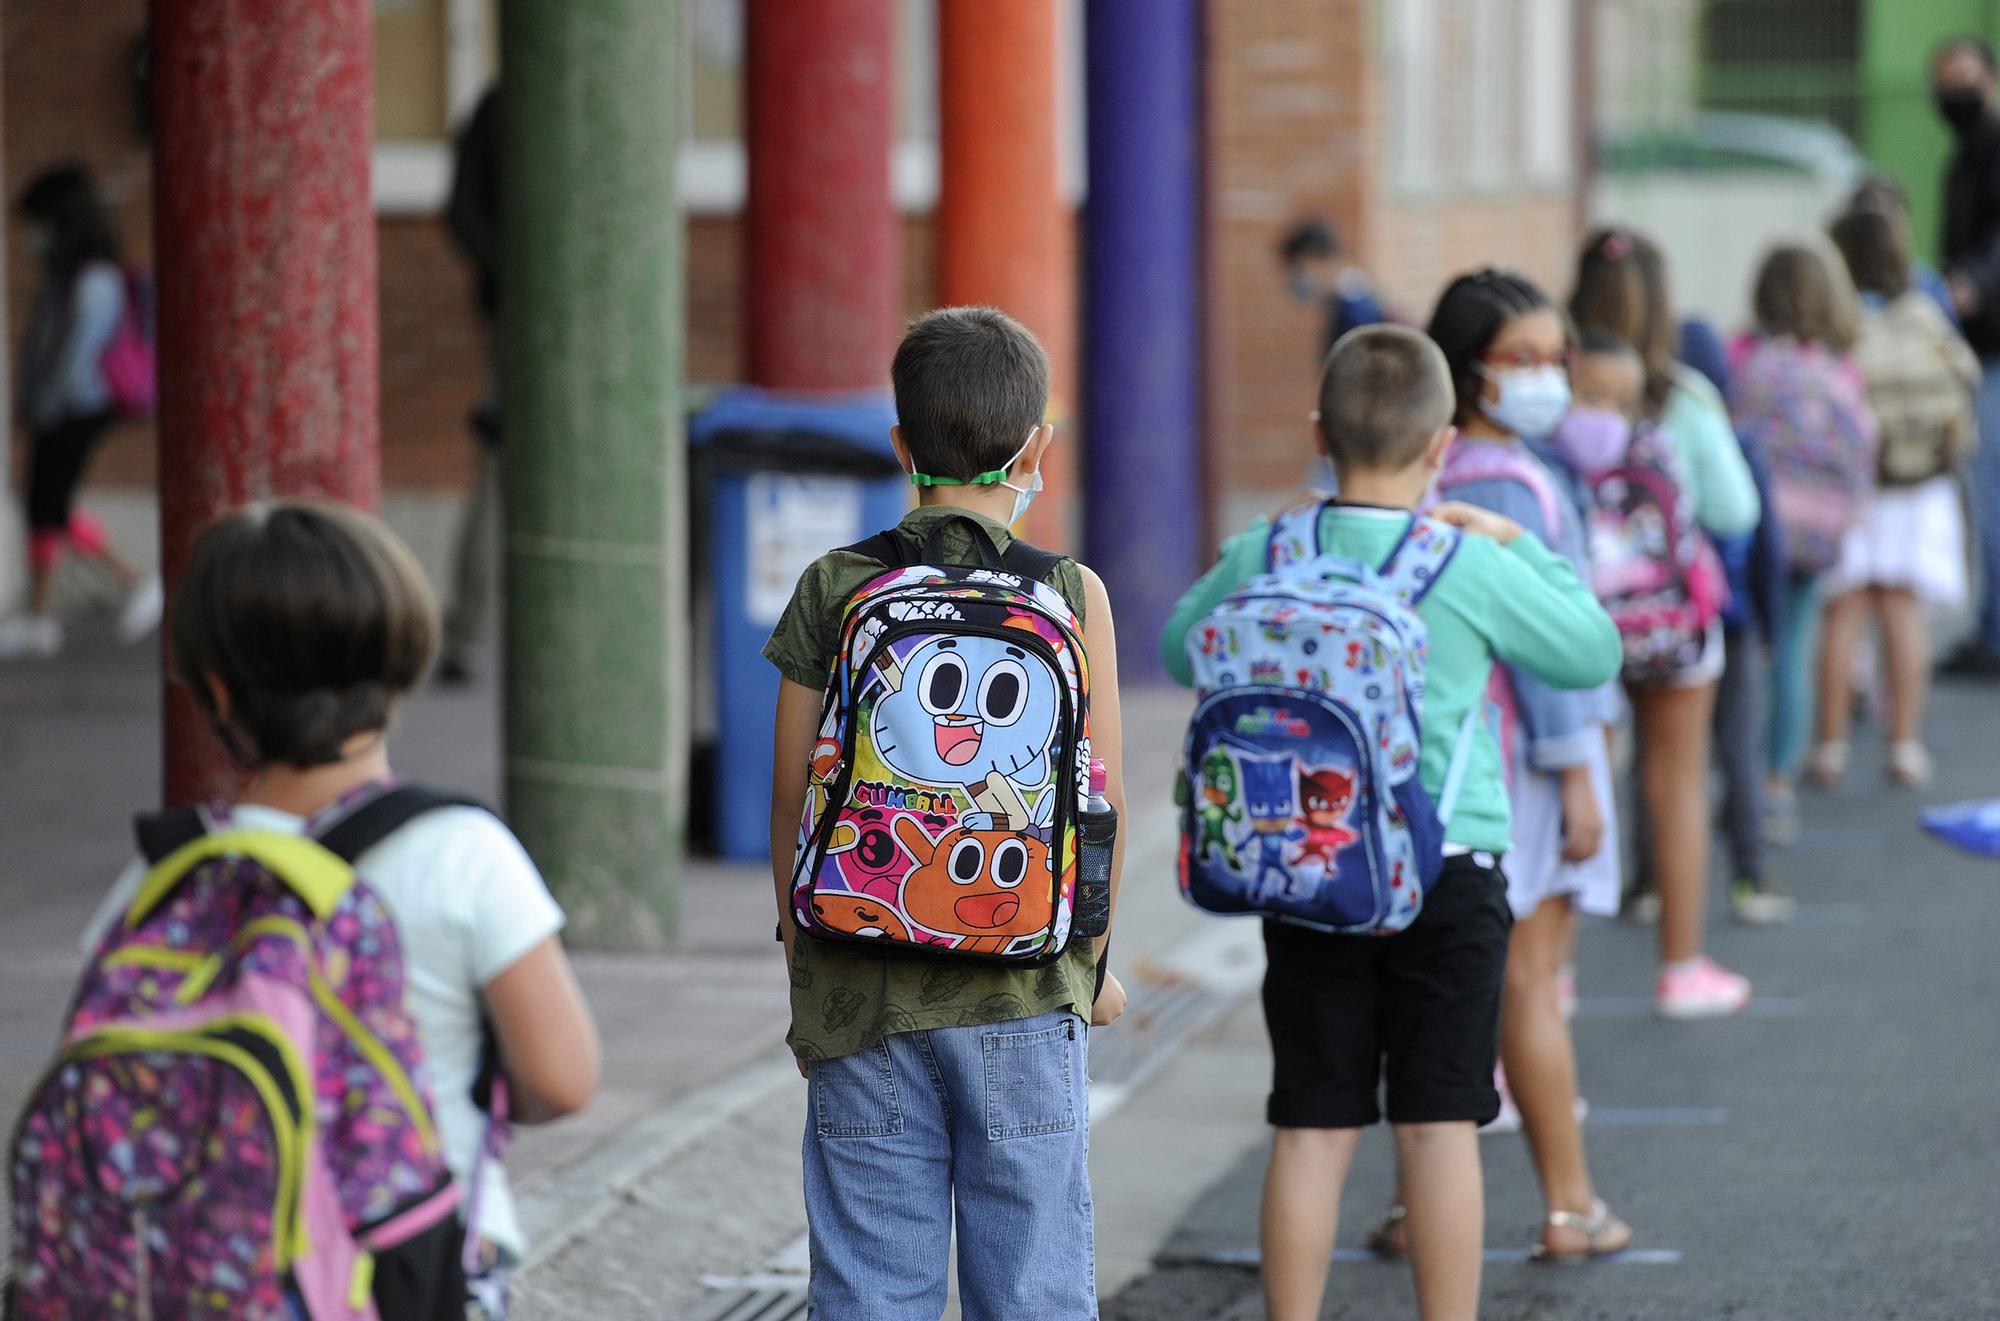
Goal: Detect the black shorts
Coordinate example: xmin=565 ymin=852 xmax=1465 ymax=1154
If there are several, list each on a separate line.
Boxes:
xmin=1261 ymin=854 xmax=1513 ymax=1128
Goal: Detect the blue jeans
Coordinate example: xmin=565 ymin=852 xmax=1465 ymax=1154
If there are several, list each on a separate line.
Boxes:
xmin=1768 ymin=574 xmax=1820 ymax=778
xmin=803 ymin=1010 xmax=1096 ymax=1320
xmin=1974 ymin=363 xmax=2000 ymax=651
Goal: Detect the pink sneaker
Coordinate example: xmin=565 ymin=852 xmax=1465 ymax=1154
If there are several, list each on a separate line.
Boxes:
xmin=1557 ymin=965 xmax=1578 ymax=1020
xmin=1655 ymin=956 xmax=1751 ymax=1020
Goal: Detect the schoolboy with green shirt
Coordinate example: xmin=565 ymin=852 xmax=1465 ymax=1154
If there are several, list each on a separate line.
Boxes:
xmin=1160 ymin=326 xmax=1619 ymax=1321
xmin=763 ymin=307 xmax=1125 ymax=1321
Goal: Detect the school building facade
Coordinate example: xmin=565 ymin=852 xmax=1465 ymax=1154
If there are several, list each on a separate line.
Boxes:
xmin=5 ymin=0 xmax=1591 ymax=522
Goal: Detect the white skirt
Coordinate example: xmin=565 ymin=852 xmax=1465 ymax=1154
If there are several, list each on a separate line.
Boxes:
xmin=1500 ymin=729 xmax=1622 ymax=920
xmin=1822 ymin=476 xmax=1968 ymax=608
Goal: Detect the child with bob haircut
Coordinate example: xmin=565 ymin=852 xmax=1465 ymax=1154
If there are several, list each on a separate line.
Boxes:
xmin=82 ymin=501 xmax=600 ymax=1319
xmin=764 ymin=306 xmax=1127 ymax=1320
xmin=1161 ymin=325 xmax=1621 ymax=1321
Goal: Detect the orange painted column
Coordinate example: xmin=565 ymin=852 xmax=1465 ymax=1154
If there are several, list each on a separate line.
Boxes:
xmin=937 ymin=0 xmax=1075 ymax=552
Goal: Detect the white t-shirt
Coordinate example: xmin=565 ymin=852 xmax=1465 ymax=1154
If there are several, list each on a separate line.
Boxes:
xmin=82 ymin=802 xmax=566 ymax=1263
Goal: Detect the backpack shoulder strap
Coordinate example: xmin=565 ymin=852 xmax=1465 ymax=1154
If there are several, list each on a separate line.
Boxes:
xmin=1267 ymin=498 xmax=1331 ymax=569
xmin=135 ymin=807 xmax=208 ymax=866
xmin=1438 ymin=443 xmax=1562 ymax=538
xmin=840 ymin=528 xmax=920 ymax=567
xmin=316 ymin=783 xmax=494 ymax=864
xmin=999 ymin=538 xmax=1065 ymax=584
xmin=1375 ymin=516 xmax=1463 ymax=606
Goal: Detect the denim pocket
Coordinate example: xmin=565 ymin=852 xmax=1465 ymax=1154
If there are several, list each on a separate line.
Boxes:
xmin=982 ymin=1016 xmax=1078 ymax=1141
xmin=813 ymin=1040 xmax=903 ymax=1139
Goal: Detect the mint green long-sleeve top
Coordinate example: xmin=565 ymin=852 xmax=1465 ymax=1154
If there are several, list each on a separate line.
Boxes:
xmin=1159 ymin=505 xmax=1624 ymax=855
xmin=1663 ymin=367 xmax=1762 ymax=538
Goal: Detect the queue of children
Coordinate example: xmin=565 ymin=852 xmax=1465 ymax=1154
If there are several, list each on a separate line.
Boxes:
xmin=6 ymin=201 xmax=1978 ymax=1321
xmin=1144 ymin=209 xmax=1966 ymax=1319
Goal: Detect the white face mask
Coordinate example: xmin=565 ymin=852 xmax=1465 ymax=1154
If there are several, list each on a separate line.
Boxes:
xmin=998 ymin=429 xmax=1045 ymax=525
xmin=902 ymin=426 xmax=1046 ymax=525
xmin=1477 ymin=363 xmax=1572 ymax=440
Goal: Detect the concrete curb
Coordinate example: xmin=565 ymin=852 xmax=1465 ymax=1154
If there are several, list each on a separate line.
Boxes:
xmin=517 ymin=1048 xmax=802 ymax=1273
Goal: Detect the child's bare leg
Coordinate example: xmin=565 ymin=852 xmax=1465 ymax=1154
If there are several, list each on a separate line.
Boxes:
xmin=1394 ymin=1121 xmax=1483 ymax=1321
xmin=1879 ymin=587 xmax=1931 ymax=747
xmin=27 ymin=561 xmax=55 ymax=617
xmin=1262 ymin=1126 xmax=1360 ymax=1321
xmin=1815 ymin=588 xmax=1869 ymax=752
xmin=90 ymin=541 xmax=142 ymax=591
xmin=1501 ymin=898 xmax=1594 ymax=1216
xmin=1632 ymin=681 xmax=1717 ymax=965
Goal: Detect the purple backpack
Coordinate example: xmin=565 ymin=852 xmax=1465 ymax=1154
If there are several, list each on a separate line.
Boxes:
xmin=7 ymin=800 xmax=465 ymax=1321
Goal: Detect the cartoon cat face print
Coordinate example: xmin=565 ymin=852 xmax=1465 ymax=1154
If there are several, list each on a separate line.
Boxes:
xmin=1239 ymin=754 xmax=1295 ymax=827
xmin=871 ymin=635 xmax=1058 ymax=789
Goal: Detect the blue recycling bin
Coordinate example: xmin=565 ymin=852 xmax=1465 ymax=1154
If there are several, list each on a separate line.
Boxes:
xmin=689 ymin=386 xmax=908 ymax=859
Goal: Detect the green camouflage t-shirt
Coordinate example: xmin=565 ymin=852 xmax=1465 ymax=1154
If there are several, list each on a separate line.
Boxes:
xmin=762 ymin=504 xmax=1100 ymax=1061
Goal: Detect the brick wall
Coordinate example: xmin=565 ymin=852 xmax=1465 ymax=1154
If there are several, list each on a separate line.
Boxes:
xmin=1204 ymin=0 xmax=1586 ymax=502
xmin=1205 ymin=0 xmax=1378 ymax=496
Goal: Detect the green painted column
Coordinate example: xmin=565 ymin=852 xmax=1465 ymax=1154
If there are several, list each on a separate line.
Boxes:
xmin=499 ymin=0 xmax=685 ymax=949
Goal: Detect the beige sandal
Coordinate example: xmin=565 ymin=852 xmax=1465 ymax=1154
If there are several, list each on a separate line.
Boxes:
xmin=1526 ymin=1199 xmax=1633 ymax=1265
xmin=1363 ymin=1204 xmax=1408 ymax=1260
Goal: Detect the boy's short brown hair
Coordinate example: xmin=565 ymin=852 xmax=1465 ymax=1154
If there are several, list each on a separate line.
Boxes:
xmin=171 ymin=501 xmax=439 ymax=768
xmin=891 ymin=306 xmax=1051 ymax=484
xmin=1315 ymin=324 xmax=1454 ymax=471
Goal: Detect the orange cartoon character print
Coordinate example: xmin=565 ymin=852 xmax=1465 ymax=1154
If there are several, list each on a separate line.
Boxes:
xmin=893 ymin=809 xmax=1057 ymax=956
xmin=809 ymin=891 xmax=914 ymax=943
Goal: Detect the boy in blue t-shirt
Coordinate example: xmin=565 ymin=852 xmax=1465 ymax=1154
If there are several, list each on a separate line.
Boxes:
xmin=1161 ymin=326 xmax=1620 ymax=1321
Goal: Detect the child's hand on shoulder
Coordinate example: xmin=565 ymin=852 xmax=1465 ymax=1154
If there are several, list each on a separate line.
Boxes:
xmin=1558 ymin=764 xmax=1604 ymax=863
xmin=1428 ymin=501 xmax=1524 ymax=546
xmin=1091 ymin=970 xmax=1127 ymax=1027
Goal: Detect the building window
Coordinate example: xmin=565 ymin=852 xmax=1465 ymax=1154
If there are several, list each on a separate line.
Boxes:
xmin=1524 ymin=0 xmax=1575 ymax=184
xmin=1384 ymin=0 xmax=1441 ymax=192
xmin=372 ymin=0 xmax=495 ymax=214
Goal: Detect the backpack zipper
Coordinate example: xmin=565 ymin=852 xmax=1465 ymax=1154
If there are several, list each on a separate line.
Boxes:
xmin=132 ymin=1204 xmax=152 ymax=1321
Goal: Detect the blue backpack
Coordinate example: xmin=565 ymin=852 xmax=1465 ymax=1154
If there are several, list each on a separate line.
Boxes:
xmin=1177 ymin=502 xmax=1479 ymax=934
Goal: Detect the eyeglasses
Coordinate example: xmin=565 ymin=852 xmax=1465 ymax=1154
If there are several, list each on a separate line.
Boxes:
xmin=1480 ymin=347 xmax=1575 ymax=372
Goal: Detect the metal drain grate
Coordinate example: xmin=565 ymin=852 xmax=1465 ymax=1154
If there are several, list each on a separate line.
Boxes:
xmin=680 ymin=1285 xmax=809 ymax=1321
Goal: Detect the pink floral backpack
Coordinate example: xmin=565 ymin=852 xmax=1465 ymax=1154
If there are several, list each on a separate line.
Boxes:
xmin=7 ymin=799 xmax=465 ymax=1321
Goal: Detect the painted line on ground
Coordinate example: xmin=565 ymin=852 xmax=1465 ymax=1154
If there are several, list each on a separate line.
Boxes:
xmin=1170 ymin=1246 xmax=1683 ymax=1268
xmin=1584 ymin=1106 xmax=1729 ymax=1127
xmin=1785 ymin=901 xmax=1868 ymax=927
xmin=1571 ymin=996 xmax=1807 ymax=1020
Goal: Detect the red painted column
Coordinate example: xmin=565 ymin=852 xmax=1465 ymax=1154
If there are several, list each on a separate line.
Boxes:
xmin=937 ymin=0 xmax=1075 ymax=550
xmin=745 ymin=0 xmax=900 ymax=390
xmin=152 ymin=0 xmax=381 ymax=806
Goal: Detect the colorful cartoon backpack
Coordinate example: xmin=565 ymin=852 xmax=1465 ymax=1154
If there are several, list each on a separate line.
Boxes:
xmin=788 ymin=515 xmax=1100 ymax=966
xmin=1552 ymin=412 xmax=1725 ymax=684
xmin=7 ymin=797 xmax=467 ymax=1321
xmin=1177 ymin=503 xmax=1480 ymax=935
xmin=1730 ymin=336 xmax=1879 ymax=573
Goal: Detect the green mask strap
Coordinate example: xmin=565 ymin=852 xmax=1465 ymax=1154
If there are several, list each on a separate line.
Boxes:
xmin=908 ymin=466 xmax=1009 ymax=488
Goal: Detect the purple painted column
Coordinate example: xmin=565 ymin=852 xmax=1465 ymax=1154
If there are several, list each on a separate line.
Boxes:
xmin=1082 ymin=0 xmax=1204 ymax=680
